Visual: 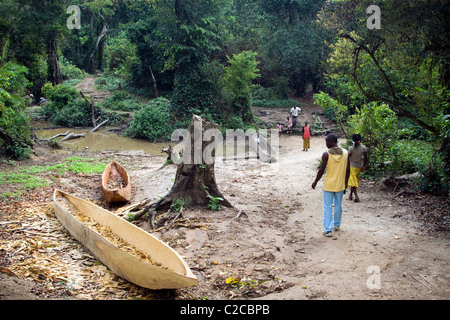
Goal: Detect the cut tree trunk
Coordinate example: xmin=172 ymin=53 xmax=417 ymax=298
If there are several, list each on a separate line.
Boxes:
xmin=155 ymin=115 xmax=231 ymax=210
xmin=133 ymin=115 xmax=232 ymax=224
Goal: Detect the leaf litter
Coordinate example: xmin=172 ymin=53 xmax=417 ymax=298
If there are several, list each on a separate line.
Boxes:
xmin=0 ymin=200 xmax=171 ymax=299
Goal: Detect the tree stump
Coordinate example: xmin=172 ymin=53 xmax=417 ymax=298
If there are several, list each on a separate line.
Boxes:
xmin=156 ymin=115 xmax=231 ymax=210
xmin=133 ymin=115 xmax=232 ymax=225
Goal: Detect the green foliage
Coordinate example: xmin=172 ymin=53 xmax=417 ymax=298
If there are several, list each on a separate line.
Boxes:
xmin=390 ymin=140 xmax=434 ymax=175
xmin=99 ymin=91 xmax=141 ymax=112
xmin=0 ymin=61 xmax=33 ymax=159
xmin=251 ymin=84 xmax=298 ymax=108
xmin=61 ymin=156 xmax=108 ymax=174
xmin=170 ymin=64 xmax=219 ymax=119
xmin=59 ymin=56 xmax=85 ymax=85
xmin=103 ymin=30 xmax=139 ymax=81
xmin=390 ymin=140 xmax=448 ymax=194
xmin=272 ymin=76 xmax=291 ymax=99
xmin=222 ymin=51 xmax=260 ymax=122
xmin=171 ymin=198 xmax=187 ymax=212
xmin=126 ymin=97 xmax=173 ymax=142
xmin=41 ymin=83 xmax=93 ymax=127
xmin=41 ymin=82 xmax=123 ymax=127
xmin=313 ymin=91 xmax=349 ymax=136
xmin=94 ymin=75 xmax=123 ymax=92
xmin=225 ymin=116 xmax=245 ymax=130
xmin=347 ymin=102 xmax=398 ymax=173
xmin=207 ymin=195 xmax=223 ymax=211
xmin=252 ymin=99 xmax=299 ymax=108
xmin=0 ymin=156 xmax=108 ymax=199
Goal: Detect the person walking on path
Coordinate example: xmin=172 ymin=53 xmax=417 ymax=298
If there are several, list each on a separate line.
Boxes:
xmin=312 ymin=134 xmax=350 ymax=237
xmin=290 ymin=106 xmax=302 ymax=128
xmin=302 ymin=121 xmax=311 ymax=151
xmin=348 ymin=134 xmax=368 ymax=203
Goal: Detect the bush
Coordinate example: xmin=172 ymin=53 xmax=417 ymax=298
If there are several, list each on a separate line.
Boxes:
xmin=252 ymin=85 xmax=272 ymax=100
xmin=222 ymin=51 xmax=260 ymax=122
xmin=41 ymin=82 xmax=79 ymax=112
xmin=225 ymin=116 xmax=244 ymax=130
xmin=0 ymin=62 xmax=33 ymax=159
xmin=126 ymin=98 xmax=173 ymax=141
xmin=390 ymin=140 xmax=434 ymax=175
xmin=103 ymin=31 xmax=139 ymax=81
xmin=50 ymin=98 xmax=93 ymax=127
xmin=347 ymin=102 xmax=398 ymax=174
xmin=390 ymin=140 xmax=448 ymax=193
xmin=59 ymin=56 xmax=84 ymax=84
xmin=41 ymin=83 xmax=94 ymax=127
xmin=272 ymin=76 xmax=291 ymax=99
xmin=252 ymin=99 xmax=299 ymax=108
xmin=41 ymin=83 xmax=122 ymax=127
xmin=94 ymin=75 xmax=122 ymax=91
xmin=99 ymin=91 xmax=141 ymax=112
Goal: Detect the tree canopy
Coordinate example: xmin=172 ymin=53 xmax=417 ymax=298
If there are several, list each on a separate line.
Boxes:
xmin=0 ymin=0 xmax=449 ymax=193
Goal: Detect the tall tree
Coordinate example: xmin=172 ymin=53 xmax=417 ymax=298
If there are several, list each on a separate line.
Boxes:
xmin=152 ymin=0 xmax=223 ymax=119
xmin=319 ymin=0 xmax=450 ymax=134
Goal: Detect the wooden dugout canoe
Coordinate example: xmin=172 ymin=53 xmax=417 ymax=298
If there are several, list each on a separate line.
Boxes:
xmin=102 ymin=161 xmax=131 ymax=203
xmin=52 ymin=189 xmax=198 ymax=289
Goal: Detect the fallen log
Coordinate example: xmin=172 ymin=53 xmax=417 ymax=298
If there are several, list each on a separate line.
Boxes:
xmin=60 ymin=132 xmax=86 ymax=141
xmin=44 ymin=130 xmax=71 ymax=141
xmin=91 ymin=119 xmax=109 ymax=133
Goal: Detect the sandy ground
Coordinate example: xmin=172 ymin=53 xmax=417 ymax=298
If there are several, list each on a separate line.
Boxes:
xmin=144 ymin=134 xmax=450 ymax=300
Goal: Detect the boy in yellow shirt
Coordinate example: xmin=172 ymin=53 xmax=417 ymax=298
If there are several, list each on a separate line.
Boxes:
xmin=312 ymin=134 xmax=350 ymax=237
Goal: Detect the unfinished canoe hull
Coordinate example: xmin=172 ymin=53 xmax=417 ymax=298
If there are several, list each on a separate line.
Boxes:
xmin=102 ymin=161 xmax=131 ymax=203
xmin=53 ymin=189 xmax=198 ymax=289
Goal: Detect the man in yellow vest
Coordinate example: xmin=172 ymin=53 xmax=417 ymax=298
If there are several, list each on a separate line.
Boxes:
xmin=312 ymin=134 xmax=350 ymax=237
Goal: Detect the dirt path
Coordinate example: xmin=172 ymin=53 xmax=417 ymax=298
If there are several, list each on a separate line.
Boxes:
xmin=130 ymin=134 xmax=449 ymax=300
xmin=248 ymin=135 xmax=449 ymax=299
xmin=74 ymin=76 xmax=111 ymax=100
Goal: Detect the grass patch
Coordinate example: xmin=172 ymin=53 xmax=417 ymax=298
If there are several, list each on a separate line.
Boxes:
xmin=0 ymin=156 xmax=109 ymax=200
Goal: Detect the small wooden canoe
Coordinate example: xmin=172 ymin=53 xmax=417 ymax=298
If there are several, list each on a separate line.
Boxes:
xmin=102 ymin=161 xmax=131 ymax=203
xmin=53 ymin=189 xmax=198 ymax=289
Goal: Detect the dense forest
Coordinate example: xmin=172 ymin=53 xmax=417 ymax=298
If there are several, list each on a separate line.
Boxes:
xmin=0 ymin=0 xmax=449 ymax=194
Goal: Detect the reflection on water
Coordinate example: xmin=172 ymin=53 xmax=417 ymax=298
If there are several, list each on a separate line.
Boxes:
xmin=32 ymin=121 xmax=275 ymax=159
xmin=34 ymin=125 xmax=167 ymax=155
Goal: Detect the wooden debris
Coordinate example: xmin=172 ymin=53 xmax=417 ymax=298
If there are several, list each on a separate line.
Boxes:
xmin=91 ymin=119 xmax=109 ymax=133
xmin=60 ymin=132 xmax=86 ymax=141
xmin=44 ymin=130 xmax=71 ymax=141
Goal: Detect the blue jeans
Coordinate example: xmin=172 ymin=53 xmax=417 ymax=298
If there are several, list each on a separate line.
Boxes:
xmin=323 ymin=190 xmax=344 ymax=232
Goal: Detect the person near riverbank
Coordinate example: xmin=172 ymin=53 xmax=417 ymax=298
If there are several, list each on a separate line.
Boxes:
xmin=302 ymin=121 xmax=311 ymax=151
xmin=290 ymin=106 xmax=302 ymax=128
xmin=348 ymin=134 xmax=368 ymax=203
xmin=311 ymin=134 xmax=350 ymax=237
xmin=285 ymin=116 xmax=293 ymax=134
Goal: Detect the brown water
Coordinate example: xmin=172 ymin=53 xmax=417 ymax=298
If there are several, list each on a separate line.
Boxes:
xmin=32 ymin=122 xmax=273 ymax=158
xmin=33 ymin=124 xmax=167 ymax=155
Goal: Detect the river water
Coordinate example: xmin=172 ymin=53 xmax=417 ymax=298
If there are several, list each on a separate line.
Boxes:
xmin=32 ymin=121 xmax=167 ymax=155
xmin=32 ymin=121 xmax=273 ymax=160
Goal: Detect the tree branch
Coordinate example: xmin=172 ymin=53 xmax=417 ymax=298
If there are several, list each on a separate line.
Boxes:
xmin=341 ymin=33 xmax=436 ymax=133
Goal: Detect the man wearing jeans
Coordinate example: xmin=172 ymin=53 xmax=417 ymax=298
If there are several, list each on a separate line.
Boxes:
xmin=311 ymin=134 xmax=350 ymax=237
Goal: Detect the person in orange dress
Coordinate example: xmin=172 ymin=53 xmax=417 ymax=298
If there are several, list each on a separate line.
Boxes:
xmin=302 ymin=121 xmax=311 ymax=151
